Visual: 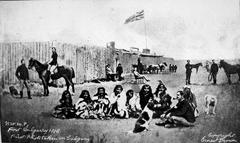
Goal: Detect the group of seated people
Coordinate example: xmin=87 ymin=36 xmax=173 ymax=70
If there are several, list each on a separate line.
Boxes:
xmin=52 ymin=80 xmax=198 ymax=127
xmin=155 ymin=85 xmax=198 ymax=128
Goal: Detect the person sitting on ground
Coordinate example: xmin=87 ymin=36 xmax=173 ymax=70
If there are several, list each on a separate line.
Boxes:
xmin=52 ymin=90 xmax=76 ymax=119
xmin=92 ymin=87 xmax=110 ymax=119
xmin=153 ymin=84 xmax=172 ymax=118
xmin=105 ymin=64 xmax=115 ymax=81
xmin=126 ymin=89 xmax=142 ymax=118
xmin=75 ymin=90 xmax=95 ymax=119
xmin=183 ymin=85 xmax=199 ymax=117
xmin=139 ymin=84 xmax=154 ymax=110
xmin=155 ymin=90 xmax=195 ymax=128
xmin=154 ymin=80 xmax=167 ymax=96
xmin=132 ymin=67 xmax=150 ymax=82
xmin=108 ymin=85 xmax=128 ymax=118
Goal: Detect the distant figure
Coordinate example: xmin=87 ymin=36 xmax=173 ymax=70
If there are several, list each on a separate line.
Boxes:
xmin=105 ymin=64 xmax=115 ymax=81
xmin=185 ymin=60 xmax=192 ymax=85
xmin=210 ymin=60 xmax=219 ymax=84
xmin=116 ymin=63 xmax=123 ymax=81
xmin=169 ymin=64 xmax=172 ymax=72
xmin=174 ymin=65 xmax=177 ymax=72
xmin=137 ymin=58 xmax=143 ymax=74
xmin=15 ymin=59 xmax=31 ymax=99
xmin=205 ymin=61 xmax=210 ymax=72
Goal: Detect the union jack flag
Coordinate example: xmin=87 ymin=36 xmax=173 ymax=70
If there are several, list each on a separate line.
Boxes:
xmin=124 ymin=10 xmax=144 ymax=24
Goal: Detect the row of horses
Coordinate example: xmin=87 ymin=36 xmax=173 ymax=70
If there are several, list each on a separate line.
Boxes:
xmin=133 ymin=62 xmax=171 ymax=74
xmin=28 ymin=58 xmax=240 ymax=97
xmin=144 ymin=63 xmax=168 ymax=74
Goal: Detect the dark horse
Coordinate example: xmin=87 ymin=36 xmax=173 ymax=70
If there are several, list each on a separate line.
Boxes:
xmin=219 ymin=60 xmax=240 ymax=84
xmin=158 ymin=62 xmax=168 ymax=72
xmin=191 ymin=63 xmax=203 ymax=73
xmin=28 ymin=58 xmax=75 ymax=96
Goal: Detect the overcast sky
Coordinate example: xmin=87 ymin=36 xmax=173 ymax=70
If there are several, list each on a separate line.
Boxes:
xmin=0 ymin=0 xmax=240 ymax=59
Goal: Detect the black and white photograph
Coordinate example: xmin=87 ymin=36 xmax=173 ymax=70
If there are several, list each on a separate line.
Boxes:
xmin=0 ymin=0 xmax=240 ymax=143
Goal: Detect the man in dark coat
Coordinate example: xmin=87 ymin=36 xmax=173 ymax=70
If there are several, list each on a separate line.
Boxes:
xmin=185 ymin=60 xmax=192 ymax=85
xmin=137 ymin=58 xmax=143 ymax=74
xmin=47 ymin=47 xmax=58 ymax=84
xmin=210 ymin=60 xmax=219 ymax=84
xmin=15 ymin=59 xmax=31 ymax=99
xmin=48 ymin=47 xmax=58 ymax=72
xmin=116 ymin=63 xmax=123 ymax=81
xmin=156 ymin=90 xmax=195 ymax=128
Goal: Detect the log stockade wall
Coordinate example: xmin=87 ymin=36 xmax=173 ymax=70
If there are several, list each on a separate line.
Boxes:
xmin=0 ymin=42 xmax=174 ymax=87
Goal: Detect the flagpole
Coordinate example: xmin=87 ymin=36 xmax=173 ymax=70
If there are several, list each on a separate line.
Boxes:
xmin=143 ymin=12 xmax=148 ymax=49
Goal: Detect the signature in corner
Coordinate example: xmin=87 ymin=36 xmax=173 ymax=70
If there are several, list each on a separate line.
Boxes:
xmin=201 ymin=132 xmax=238 ymax=143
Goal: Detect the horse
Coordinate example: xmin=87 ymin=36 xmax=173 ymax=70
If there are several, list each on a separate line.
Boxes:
xmin=148 ymin=64 xmax=160 ymax=74
xmin=158 ymin=62 xmax=168 ymax=72
xmin=28 ymin=58 xmax=75 ymax=96
xmin=191 ymin=63 xmax=203 ymax=73
xmin=219 ymin=60 xmax=240 ymax=84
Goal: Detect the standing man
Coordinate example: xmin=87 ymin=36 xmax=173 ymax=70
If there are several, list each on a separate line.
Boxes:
xmin=185 ymin=60 xmax=192 ymax=85
xmin=116 ymin=63 xmax=123 ymax=81
xmin=15 ymin=59 xmax=31 ymax=99
xmin=210 ymin=59 xmax=219 ymax=84
xmin=137 ymin=58 xmax=143 ymax=74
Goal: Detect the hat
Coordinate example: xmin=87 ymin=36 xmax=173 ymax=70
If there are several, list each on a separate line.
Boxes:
xmin=51 ymin=47 xmax=56 ymax=51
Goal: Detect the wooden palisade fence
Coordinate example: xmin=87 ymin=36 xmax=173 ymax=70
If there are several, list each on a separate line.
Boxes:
xmin=0 ymin=42 xmax=174 ymax=88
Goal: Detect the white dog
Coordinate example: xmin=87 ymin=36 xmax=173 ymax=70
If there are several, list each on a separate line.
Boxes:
xmin=204 ymin=94 xmax=217 ymax=115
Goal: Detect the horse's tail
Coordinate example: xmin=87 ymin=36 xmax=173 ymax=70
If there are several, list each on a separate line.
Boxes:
xmin=71 ymin=67 xmax=75 ymax=78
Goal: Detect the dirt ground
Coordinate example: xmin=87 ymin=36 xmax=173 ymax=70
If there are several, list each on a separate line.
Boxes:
xmin=1 ymin=60 xmax=240 ymax=143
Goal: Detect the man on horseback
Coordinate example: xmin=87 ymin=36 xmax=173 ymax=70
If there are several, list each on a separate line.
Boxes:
xmin=47 ymin=47 xmax=58 ymax=84
xmin=185 ymin=60 xmax=192 ymax=85
xmin=210 ymin=60 xmax=219 ymax=84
